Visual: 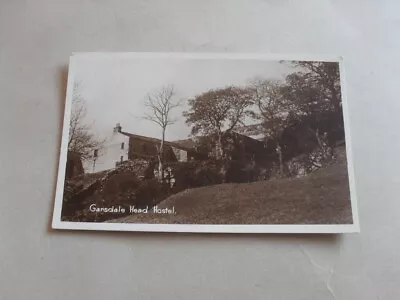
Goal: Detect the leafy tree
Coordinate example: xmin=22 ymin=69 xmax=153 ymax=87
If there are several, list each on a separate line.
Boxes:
xmin=183 ymin=86 xmax=253 ymax=159
xmin=250 ymin=79 xmax=290 ymax=175
xmin=295 ymin=61 xmax=344 ymax=143
xmin=295 ymin=61 xmax=341 ymax=114
xmin=280 ymin=61 xmax=343 ymax=168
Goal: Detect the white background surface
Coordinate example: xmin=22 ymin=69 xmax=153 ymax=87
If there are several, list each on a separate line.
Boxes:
xmin=0 ymin=1 xmax=399 ymax=299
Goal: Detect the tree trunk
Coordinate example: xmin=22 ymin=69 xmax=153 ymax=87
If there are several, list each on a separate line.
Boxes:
xmin=215 ymin=133 xmax=223 ymax=160
xmin=314 ymin=128 xmax=331 ymax=161
xmin=315 ymin=128 xmax=323 ymax=150
xmin=158 ymin=128 xmax=166 ymax=182
xmin=276 ymin=142 xmax=284 ymax=176
xmin=329 ymin=80 xmax=341 ymax=114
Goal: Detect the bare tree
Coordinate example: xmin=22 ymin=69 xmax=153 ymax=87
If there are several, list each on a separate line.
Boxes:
xmin=68 ymin=82 xmax=103 ymax=162
xmin=143 ymin=85 xmax=180 ymax=181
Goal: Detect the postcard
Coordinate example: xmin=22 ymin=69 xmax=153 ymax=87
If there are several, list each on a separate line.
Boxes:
xmin=52 ymin=52 xmax=359 ymax=233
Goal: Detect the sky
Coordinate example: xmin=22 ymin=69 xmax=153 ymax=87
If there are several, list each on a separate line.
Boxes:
xmin=72 ymin=55 xmax=299 ymax=142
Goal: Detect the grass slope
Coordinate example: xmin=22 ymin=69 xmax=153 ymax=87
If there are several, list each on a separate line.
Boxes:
xmin=114 ymin=148 xmax=353 ymax=225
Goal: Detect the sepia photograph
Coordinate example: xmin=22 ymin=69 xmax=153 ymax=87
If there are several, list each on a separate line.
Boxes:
xmin=52 ymin=53 xmax=359 ymax=233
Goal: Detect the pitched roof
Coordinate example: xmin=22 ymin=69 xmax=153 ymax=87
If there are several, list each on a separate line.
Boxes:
xmin=228 ymin=131 xmax=265 ymax=145
xmin=171 ymin=138 xmax=197 ymax=149
xmin=119 ymin=131 xmax=195 ymax=152
xmin=233 ymin=124 xmax=266 ymax=141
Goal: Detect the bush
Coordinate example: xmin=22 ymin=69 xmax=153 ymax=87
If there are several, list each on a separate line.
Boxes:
xmin=224 ymin=160 xmax=263 ymax=183
xmin=102 ymin=172 xmax=140 ymax=196
xmin=171 ymin=161 xmax=223 ymax=191
xmin=195 ymin=167 xmax=222 ymax=186
xmin=224 ymin=161 xmax=245 ymax=183
xmin=134 ymin=179 xmax=170 ymax=207
xmin=171 ymin=159 xmax=266 ymax=189
xmin=171 ymin=163 xmax=197 ymax=190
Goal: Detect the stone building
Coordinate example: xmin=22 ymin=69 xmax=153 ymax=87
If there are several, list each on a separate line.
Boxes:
xmin=83 ymin=123 xmax=204 ymax=174
xmin=82 ymin=123 xmax=130 ymax=173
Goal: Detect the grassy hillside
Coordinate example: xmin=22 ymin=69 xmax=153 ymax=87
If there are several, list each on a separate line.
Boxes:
xmin=112 ymin=147 xmax=353 ymax=225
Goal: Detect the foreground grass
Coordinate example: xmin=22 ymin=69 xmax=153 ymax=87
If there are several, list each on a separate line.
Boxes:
xmin=112 ymin=150 xmax=353 ymax=225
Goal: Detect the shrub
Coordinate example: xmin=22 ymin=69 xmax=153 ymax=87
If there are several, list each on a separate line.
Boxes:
xmin=171 ymin=161 xmax=223 ymax=191
xmin=224 ymin=160 xmax=247 ymax=183
xmin=171 ymin=162 xmax=197 ymax=190
xmin=102 ymin=172 xmax=140 ymax=196
xmin=195 ymin=167 xmax=222 ymax=186
xmin=134 ymin=179 xmax=170 ymax=207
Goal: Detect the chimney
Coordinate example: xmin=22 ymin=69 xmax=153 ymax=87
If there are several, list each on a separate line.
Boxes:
xmin=114 ymin=123 xmax=122 ymax=133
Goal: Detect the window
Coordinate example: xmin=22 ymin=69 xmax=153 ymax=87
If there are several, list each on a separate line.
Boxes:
xmin=121 ymin=142 xmax=125 ymax=149
xmin=120 ymin=156 xmax=123 ymax=162
xmin=94 ymin=149 xmax=98 ymax=158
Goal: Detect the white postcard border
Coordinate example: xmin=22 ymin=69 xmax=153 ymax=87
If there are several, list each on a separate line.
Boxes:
xmin=52 ymin=52 xmax=360 ymax=234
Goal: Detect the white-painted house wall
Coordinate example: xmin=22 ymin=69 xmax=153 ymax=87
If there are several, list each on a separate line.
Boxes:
xmin=83 ymin=127 xmax=130 ymax=174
